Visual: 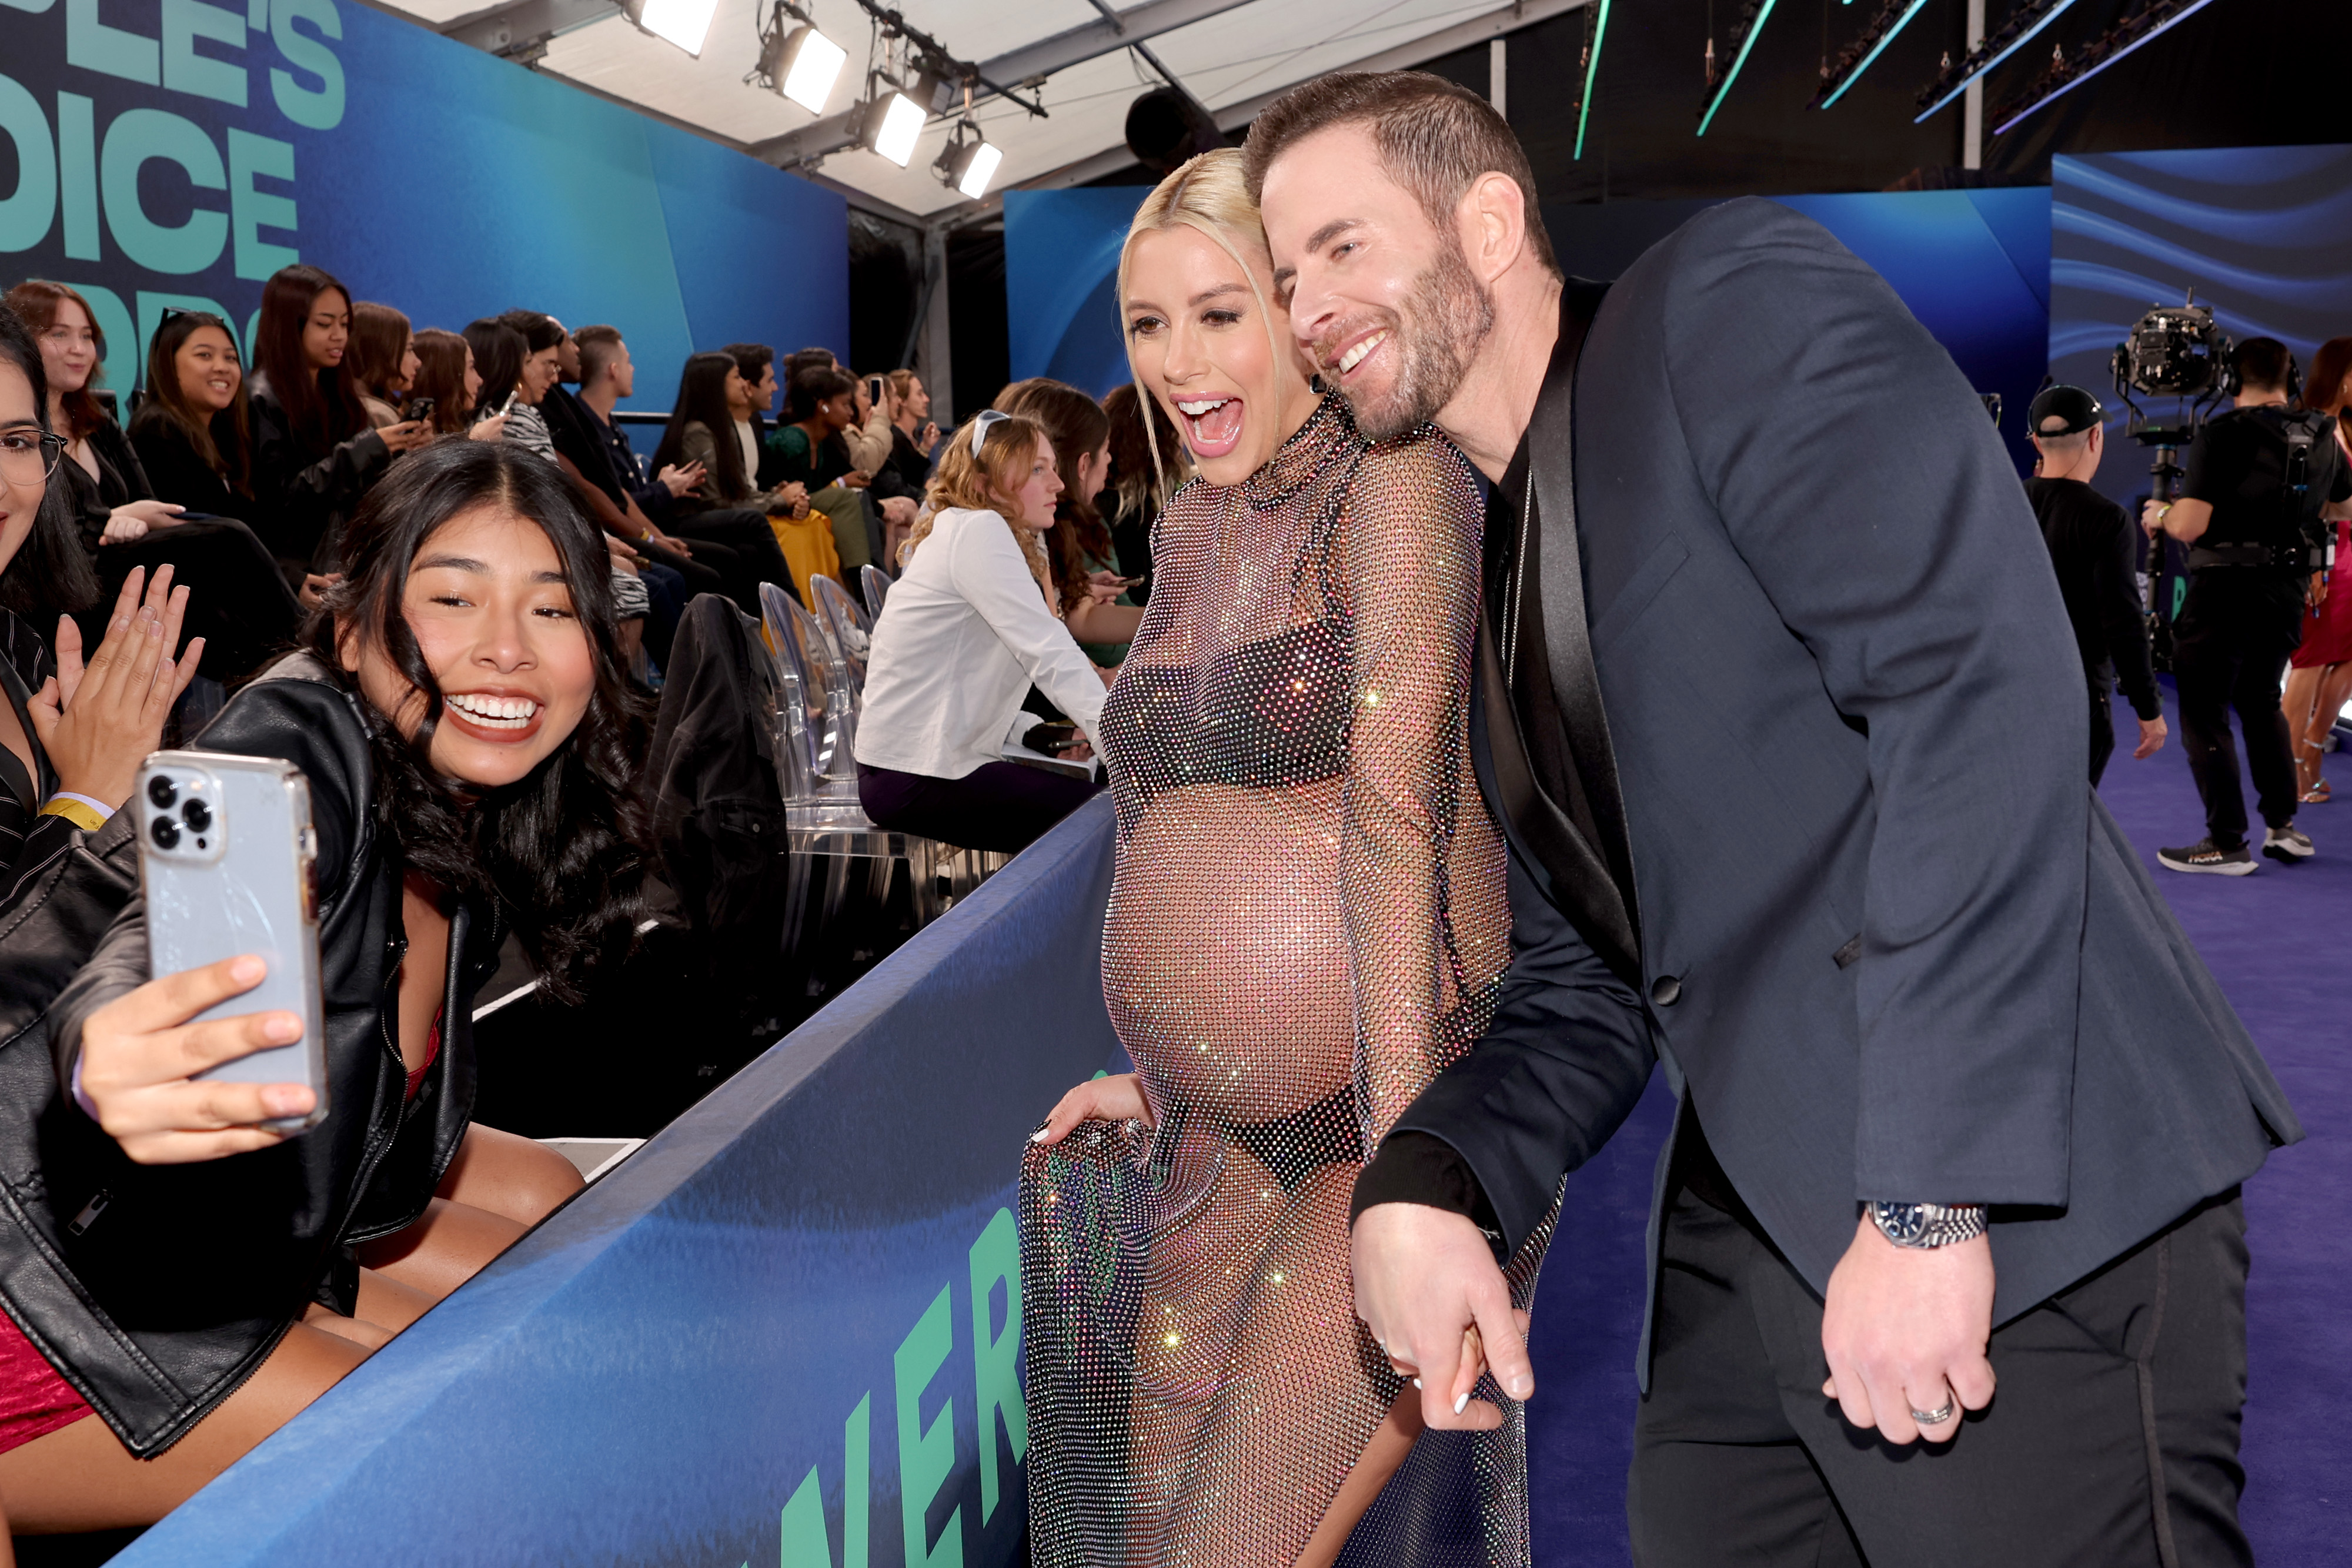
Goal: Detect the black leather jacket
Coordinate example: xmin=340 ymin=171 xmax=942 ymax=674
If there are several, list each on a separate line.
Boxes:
xmin=34 ymin=655 xmax=496 ymax=1457
xmin=246 ymin=375 xmax=390 ymax=573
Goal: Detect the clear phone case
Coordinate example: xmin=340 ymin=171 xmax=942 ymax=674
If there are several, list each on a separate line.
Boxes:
xmin=135 ymin=751 xmax=328 ymax=1135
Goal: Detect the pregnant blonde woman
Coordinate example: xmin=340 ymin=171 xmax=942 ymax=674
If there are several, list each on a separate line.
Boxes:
xmin=1020 ymin=149 xmax=1547 ymax=1567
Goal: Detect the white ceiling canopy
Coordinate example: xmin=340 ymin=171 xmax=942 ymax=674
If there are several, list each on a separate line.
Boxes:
xmin=399 ymin=0 xmax=1588 ymax=221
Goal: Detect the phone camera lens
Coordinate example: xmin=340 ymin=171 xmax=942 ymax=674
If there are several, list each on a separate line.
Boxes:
xmin=146 ymin=775 xmax=178 ymax=809
xmin=181 ymin=798 xmax=212 ymax=833
xmin=150 ymin=816 xmax=181 ymax=850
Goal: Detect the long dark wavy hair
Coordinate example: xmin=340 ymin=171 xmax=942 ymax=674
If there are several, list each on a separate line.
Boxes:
xmin=307 ymin=440 xmax=653 ymax=1001
xmin=254 ymin=264 xmax=368 ymax=457
xmin=133 ymin=310 xmax=253 ymax=497
xmin=463 ymin=319 xmax=527 ymax=419
xmin=0 ymin=303 xmax=100 ymax=620
xmin=650 ymin=352 xmax=746 ymax=501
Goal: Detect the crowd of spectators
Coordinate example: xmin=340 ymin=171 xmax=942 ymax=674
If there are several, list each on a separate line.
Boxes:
xmin=0 ymin=259 xmax=1177 ymax=1547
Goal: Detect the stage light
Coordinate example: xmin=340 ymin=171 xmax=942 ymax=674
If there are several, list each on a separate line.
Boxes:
xmin=1696 ymin=0 xmax=1779 ymax=136
xmin=776 ymin=26 xmax=848 ymax=111
xmin=1571 ymin=0 xmax=1611 ymax=161
xmin=629 ymin=0 xmax=719 ymax=56
xmin=933 ymin=120 xmax=1002 ymax=198
xmin=1808 ymin=0 xmax=1932 ymax=110
xmin=1913 ymin=0 xmax=2076 ymax=121
xmin=954 ymin=139 xmax=1000 ymax=198
xmin=1990 ymin=0 xmax=2219 ymax=135
xmin=867 ymin=91 xmax=927 ymax=166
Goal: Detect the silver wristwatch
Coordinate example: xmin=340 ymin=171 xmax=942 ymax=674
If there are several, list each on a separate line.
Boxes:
xmin=1869 ymin=1201 xmax=1987 ymax=1249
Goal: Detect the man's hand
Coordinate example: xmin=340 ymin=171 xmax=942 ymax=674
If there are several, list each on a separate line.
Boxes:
xmin=1351 ymin=1202 xmax=1532 ymax=1432
xmin=2134 ymin=714 xmax=2169 ymax=759
xmin=1819 ymin=1213 xmax=1995 ymax=1446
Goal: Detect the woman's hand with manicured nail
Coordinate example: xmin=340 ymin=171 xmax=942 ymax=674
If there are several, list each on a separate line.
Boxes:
xmin=77 ymin=954 xmax=315 ymax=1164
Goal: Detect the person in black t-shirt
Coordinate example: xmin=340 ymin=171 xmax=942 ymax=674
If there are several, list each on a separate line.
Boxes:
xmin=2143 ymin=337 xmax=2352 ymax=872
xmin=2025 ymin=386 xmax=2165 ymax=785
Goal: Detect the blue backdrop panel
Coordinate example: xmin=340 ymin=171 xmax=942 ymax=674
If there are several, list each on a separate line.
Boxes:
xmin=2049 ymin=144 xmax=2352 ymax=510
xmin=118 ymin=800 xmax=1122 ymax=1567
xmin=1003 ymin=188 xmax=2053 ymax=472
xmin=1002 ymin=188 xmax=1151 ymax=401
xmin=0 ymin=0 xmax=846 ymax=403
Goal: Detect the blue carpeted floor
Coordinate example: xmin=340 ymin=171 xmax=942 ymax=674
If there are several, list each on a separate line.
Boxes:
xmin=1524 ymin=686 xmax=2349 ymax=1565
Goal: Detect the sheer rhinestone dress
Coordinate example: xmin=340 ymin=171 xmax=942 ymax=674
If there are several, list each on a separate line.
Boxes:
xmin=1021 ymin=397 xmax=1551 ymax=1566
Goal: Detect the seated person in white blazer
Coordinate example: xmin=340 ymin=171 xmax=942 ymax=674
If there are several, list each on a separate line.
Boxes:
xmin=854 ymin=409 xmax=1109 ymax=852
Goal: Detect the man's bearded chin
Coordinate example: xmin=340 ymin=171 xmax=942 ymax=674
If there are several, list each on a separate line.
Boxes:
xmin=1345 ymin=240 xmax=1495 ymax=444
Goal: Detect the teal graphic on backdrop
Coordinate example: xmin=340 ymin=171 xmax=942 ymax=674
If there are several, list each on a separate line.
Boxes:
xmin=1 ymin=0 xmax=846 ymax=397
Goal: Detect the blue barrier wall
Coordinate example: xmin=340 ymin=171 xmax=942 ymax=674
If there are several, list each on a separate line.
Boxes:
xmin=2049 ymin=143 xmax=2352 ymax=512
xmin=120 ymin=798 xmax=1122 ymax=1567
xmin=1002 ymin=187 xmax=2053 ymax=474
xmin=1 ymin=0 xmax=848 ymax=399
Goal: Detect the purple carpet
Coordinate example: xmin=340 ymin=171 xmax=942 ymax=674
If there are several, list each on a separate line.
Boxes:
xmin=1525 ymin=686 xmax=2348 ymax=1565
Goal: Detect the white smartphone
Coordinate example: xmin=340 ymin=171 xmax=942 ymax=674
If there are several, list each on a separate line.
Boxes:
xmin=135 ymin=752 xmax=328 ymax=1134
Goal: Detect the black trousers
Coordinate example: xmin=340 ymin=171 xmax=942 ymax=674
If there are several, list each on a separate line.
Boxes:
xmin=84 ymin=517 xmax=304 ymax=682
xmin=665 ymin=508 xmax=799 ymax=613
xmin=1628 ymin=1187 xmax=2251 ymax=1568
xmin=2172 ymin=571 xmax=2304 ymax=847
xmin=2089 ymin=675 xmax=2117 ymax=787
xmin=856 ymin=760 xmax=1101 ymax=854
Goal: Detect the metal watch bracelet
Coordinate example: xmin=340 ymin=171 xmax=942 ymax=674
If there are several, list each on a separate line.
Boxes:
xmin=1869 ymin=1201 xmax=1988 ymax=1249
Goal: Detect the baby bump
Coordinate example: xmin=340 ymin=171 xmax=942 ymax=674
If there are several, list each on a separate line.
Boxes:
xmin=1104 ymin=782 xmax=1355 ymax=1126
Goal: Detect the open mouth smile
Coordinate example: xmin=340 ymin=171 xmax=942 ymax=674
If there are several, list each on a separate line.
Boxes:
xmin=442 ymin=691 xmax=544 ymax=737
xmin=1331 ymin=328 xmax=1389 ymax=380
xmin=1174 ymin=394 xmax=1247 ymax=459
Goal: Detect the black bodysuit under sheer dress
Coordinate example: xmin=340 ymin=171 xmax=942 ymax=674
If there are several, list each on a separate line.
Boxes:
xmin=1023 ymin=394 xmax=1547 ymax=1567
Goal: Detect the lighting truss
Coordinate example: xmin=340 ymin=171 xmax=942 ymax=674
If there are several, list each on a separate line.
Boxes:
xmin=1807 ymin=0 xmax=1933 ymax=110
xmin=1989 ymin=0 xmax=2220 ymax=134
xmin=1696 ymin=0 xmax=1780 ymax=136
xmin=1571 ymin=0 xmax=1612 ymax=159
xmin=1913 ymin=0 xmax=2078 ymax=121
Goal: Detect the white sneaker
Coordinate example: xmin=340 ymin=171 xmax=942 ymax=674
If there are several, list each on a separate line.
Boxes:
xmin=2263 ymin=825 xmax=2314 ymax=864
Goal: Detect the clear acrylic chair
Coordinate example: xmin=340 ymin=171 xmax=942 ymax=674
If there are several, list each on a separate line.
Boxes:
xmin=809 ymin=574 xmax=872 ymax=696
xmin=756 ymin=582 xmax=1000 ymax=925
xmin=858 ymin=564 xmax=891 ymax=621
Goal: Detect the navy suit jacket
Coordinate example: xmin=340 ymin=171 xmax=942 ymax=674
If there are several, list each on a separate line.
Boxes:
xmin=1392 ymin=200 xmax=2299 ymax=1353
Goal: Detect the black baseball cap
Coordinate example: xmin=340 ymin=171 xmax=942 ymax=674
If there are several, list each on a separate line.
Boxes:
xmin=2029 ymin=385 xmax=2104 ymax=437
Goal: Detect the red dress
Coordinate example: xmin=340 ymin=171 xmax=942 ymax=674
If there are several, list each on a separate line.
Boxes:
xmin=2293 ymin=518 xmax=2352 ymax=668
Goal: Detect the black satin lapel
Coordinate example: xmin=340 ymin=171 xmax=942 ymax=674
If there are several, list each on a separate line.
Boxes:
xmin=1527 ymin=284 xmax=1640 ymax=936
xmin=1478 ymin=613 xmax=1642 ymax=986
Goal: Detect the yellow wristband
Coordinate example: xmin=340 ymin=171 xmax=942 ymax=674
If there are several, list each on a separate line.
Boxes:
xmin=38 ymin=797 xmax=106 ymax=833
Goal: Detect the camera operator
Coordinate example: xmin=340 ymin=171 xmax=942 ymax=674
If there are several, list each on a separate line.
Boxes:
xmin=2144 ymin=337 xmax=2351 ymax=873
xmin=2028 ymin=386 xmax=2165 ymax=785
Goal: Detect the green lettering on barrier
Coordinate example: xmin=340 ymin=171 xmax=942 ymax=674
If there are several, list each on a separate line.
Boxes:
xmin=780 ymin=1465 xmax=828 ymax=1566
xmin=101 ymin=108 xmax=226 ymax=274
xmin=844 ymin=1390 xmax=870 ymax=1568
xmin=0 ymin=0 xmax=59 ymax=16
xmin=894 ymin=1286 xmax=960 ymax=1568
xmin=162 ymin=0 xmax=249 ymax=107
xmin=967 ymin=1208 xmax=1025 ymax=1524
xmin=0 ymin=76 xmax=57 ymax=253
xmin=269 ymin=0 xmax=343 ymax=131
xmin=58 ymin=92 xmax=100 ymax=261
xmin=67 ymin=0 xmax=161 ymax=85
xmin=226 ymin=128 xmax=295 ymax=278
